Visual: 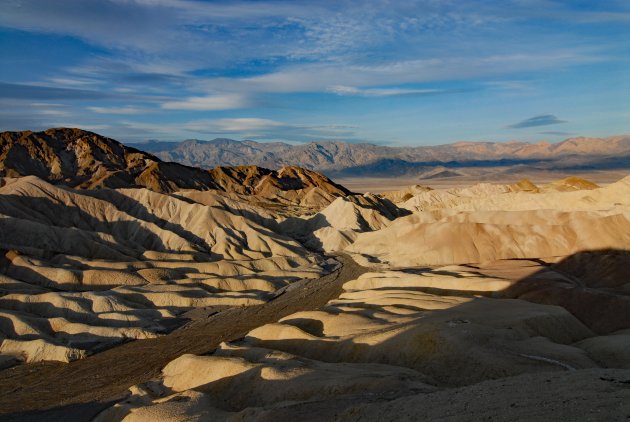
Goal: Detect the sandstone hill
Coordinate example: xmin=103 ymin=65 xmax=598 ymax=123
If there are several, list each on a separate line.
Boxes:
xmin=0 ymin=175 xmax=329 ymax=365
xmin=89 ymin=173 xmax=630 ymax=420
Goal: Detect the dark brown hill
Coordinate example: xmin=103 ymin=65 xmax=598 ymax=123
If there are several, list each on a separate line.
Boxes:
xmin=0 ymin=129 xmax=351 ymax=199
xmin=207 ymin=165 xmax=350 ymax=196
xmin=0 ymin=128 xmax=221 ymax=192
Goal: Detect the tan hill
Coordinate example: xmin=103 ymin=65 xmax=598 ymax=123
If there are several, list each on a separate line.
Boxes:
xmin=280 ymin=194 xmax=408 ymax=251
xmin=347 ymin=176 xmax=630 ymax=267
xmin=509 ymin=178 xmax=539 ymax=192
xmin=208 ymin=164 xmax=350 ymax=200
xmin=2 ymin=127 xmax=630 ymax=419
xmin=0 ymin=176 xmax=327 ymax=364
xmin=544 ymin=176 xmax=600 ymax=192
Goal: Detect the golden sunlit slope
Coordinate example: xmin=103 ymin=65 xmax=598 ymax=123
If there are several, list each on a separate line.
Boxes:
xmin=345 ymin=176 xmax=630 ymax=267
xmin=97 ymin=250 xmax=630 ymax=421
xmin=0 ymin=176 xmax=327 ymax=364
xmin=0 ymin=129 xmax=351 ymax=209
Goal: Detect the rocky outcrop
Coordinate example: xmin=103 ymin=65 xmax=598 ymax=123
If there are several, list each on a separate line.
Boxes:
xmin=0 ymin=129 xmax=351 ymax=205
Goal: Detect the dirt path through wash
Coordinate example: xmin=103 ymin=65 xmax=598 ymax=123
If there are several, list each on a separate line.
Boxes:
xmin=0 ymin=254 xmax=369 ymax=421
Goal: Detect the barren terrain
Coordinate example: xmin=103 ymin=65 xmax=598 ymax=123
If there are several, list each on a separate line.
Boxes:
xmin=0 ymin=130 xmax=629 ymax=421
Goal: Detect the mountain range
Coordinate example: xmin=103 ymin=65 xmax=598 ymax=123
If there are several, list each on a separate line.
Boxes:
xmin=0 ymin=129 xmax=350 ymax=198
xmin=128 ymin=135 xmax=630 ymax=177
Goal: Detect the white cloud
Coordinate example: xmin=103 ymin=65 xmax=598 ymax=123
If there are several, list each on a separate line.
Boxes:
xmin=0 ymin=0 xmax=326 ymax=61
xmin=161 ymin=94 xmax=248 ymax=110
xmin=38 ymin=109 xmax=72 ymax=117
xmin=88 ymin=106 xmax=147 ymax=114
xmin=117 ymin=117 xmax=358 ymax=141
xmin=3 ymin=0 xmax=616 ymax=107
xmin=328 ymin=85 xmax=447 ymax=97
xmin=194 ymin=117 xmax=282 ymax=132
xmin=2 ymin=0 xmax=625 ymax=145
xmin=195 ymin=49 xmax=603 ymax=95
xmin=199 ymin=118 xmax=356 ymax=141
xmin=3 ymin=0 xmax=608 ymax=82
xmin=29 ymin=103 xmax=66 ymax=108
xmin=48 ymin=77 xmax=100 ymax=87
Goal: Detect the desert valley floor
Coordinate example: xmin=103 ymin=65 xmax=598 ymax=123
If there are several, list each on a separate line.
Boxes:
xmin=0 ymin=131 xmax=629 ymax=421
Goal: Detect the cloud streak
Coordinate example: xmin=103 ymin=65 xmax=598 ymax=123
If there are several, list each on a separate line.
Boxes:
xmin=194 ymin=50 xmax=603 ymax=95
xmin=88 ymin=106 xmax=148 ymax=114
xmin=182 ymin=118 xmax=357 ymax=141
xmin=0 ymin=82 xmax=115 ymax=100
xmin=328 ymin=85 xmax=454 ymax=97
xmin=161 ymin=94 xmax=248 ymax=111
xmin=507 ymin=114 xmax=567 ymax=129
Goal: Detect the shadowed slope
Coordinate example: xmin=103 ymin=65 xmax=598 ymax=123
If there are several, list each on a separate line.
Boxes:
xmin=0 ymin=255 xmax=367 ymax=418
xmin=0 ymin=177 xmax=326 ymax=365
xmin=90 ymin=250 xmax=630 ymax=421
xmin=0 ymin=129 xmax=353 ymax=206
xmin=0 ymin=128 xmax=221 ymax=192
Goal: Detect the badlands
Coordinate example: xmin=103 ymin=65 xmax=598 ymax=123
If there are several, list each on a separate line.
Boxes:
xmin=0 ymin=130 xmax=629 ymax=421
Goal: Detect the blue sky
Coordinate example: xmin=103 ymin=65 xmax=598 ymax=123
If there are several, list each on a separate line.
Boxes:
xmin=0 ymin=0 xmax=628 ymax=145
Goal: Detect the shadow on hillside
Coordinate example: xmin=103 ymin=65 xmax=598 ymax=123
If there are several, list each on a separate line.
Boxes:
xmin=185 ymin=249 xmax=630 ymax=402
xmin=0 ymin=297 xmax=166 ymax=330
xmin=0 ymin=194 xmax=171 ymax=257
xmin=217 ymin=200 xmax=332 ymax=257
xmin=330 ymin=158 xmax=553 ymax=177
xmin=88 ymin=189 xmax=216 ymax=255
xmin=0 ymin=400 xmax=118 ymax=422
xmin=502 ymin=249 xmax=630 ymax=334
xmin=2 ymin=249 xmax=630 ymax=421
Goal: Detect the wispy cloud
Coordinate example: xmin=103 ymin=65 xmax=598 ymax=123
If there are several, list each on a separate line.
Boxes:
xmin=0 ymin=101 xmax=75 ymax=130
xmin=189 ymin=117 xmax=282 ymax=132
xmin=88 ymin=106 xmax=148 ymax=114
xmin=507 ymin=114 xmax=567 ymax=129
xmin=195 ymin=50 xmax=602 ymax=95
xmin=116 ymin=117 xmax=358 ymax=142
xmin=48 ymin=77 xmax=100 ymax=87
xmin=161 ymin=94 xmax=248 ymax=110
xmin=0 ymin=82 xmax=115 ymax=100
xmin=2 ymin=0 xmax=608 ymax=94
xmin=183 ymin=117 xmax=357 ymax=141
xmin=328 ymin=85 xmax=452 ymax=97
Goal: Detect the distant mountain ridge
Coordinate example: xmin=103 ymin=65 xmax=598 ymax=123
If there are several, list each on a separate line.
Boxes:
xmin=0 ymin=129 xmax=351 ymax=199
xmin=128 ymin=135 xmax=630 ymax=177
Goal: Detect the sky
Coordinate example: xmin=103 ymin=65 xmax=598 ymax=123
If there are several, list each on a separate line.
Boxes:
xmin=0 ymin=0 xmax=629 ymax=146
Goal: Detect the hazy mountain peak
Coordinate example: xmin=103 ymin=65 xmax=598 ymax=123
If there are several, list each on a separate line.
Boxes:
xmin=127 ymin=134 xmax=630 ymax=178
